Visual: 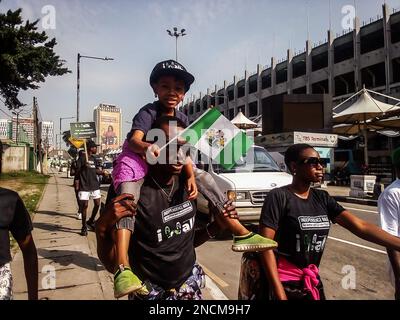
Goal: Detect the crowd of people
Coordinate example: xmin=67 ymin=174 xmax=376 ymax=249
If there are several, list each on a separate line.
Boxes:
xmin=1 ymin=59 xmax=400 ymax=301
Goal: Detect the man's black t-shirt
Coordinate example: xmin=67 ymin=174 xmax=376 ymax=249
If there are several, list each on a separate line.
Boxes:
xmin=0 ymin=188 xmax=33 ymax=265
xmin=76 ymin=154 xmax=100 ymax=191
xmin=260 ymin=186 xmax=345 ymax=268
xmin=130 ymin=175 xmax=197 ymax=289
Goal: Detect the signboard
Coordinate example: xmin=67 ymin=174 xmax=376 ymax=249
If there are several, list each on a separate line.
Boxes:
xmin=70 ymin=122 xmax=96 ymax=139
xmin=68 ymin=137 xmax=85 ymax=149
xmin=293 ymin=132 xmax=338 ymax=148
xmin=255 ymin=131 xmax=338 ymax=148
xmin=98 ymin=111 xmax=120 ymax=150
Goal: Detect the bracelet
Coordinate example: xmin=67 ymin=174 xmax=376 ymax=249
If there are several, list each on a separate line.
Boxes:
xmin=206 ymin=222 xmax=216 ymax=239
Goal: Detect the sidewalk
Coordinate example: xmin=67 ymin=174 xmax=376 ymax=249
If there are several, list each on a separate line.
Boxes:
xmin=10 ymin=171 xmax=215 ymax=300
xmin=324 ymin=185 xmax=378 ymax=207
xmin=11 ymin=172 xmax=114 ymax=300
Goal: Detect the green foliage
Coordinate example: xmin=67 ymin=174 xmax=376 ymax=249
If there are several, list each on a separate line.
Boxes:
xmin=0 ymin=6 xmax=71 ymax=109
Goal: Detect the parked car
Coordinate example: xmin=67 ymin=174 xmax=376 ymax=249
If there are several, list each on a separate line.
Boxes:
xmin=196 ymin=145 xmax=292 ymax=224
xmin=101 ymin=161 xmax=113 ymax=184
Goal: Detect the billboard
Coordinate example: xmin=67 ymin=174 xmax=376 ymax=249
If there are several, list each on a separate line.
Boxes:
xmin=98 ymin=110 xmax=121 ymax=150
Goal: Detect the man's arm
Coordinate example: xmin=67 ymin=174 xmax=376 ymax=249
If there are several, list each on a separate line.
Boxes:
xmin=194 ymin=200 xmax=238 ymax=247
xmin=96 ymin=194 xmax=136 ymax=273
xmin=17 ymin=234 xmax=38 ymax=300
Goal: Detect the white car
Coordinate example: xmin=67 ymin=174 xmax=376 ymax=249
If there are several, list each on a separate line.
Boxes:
xmin=197 ymin=145 xmax=292 ymax=223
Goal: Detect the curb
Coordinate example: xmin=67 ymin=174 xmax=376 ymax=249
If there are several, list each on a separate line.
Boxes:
xmin=333 ymin=196 xmax=378 ymax=207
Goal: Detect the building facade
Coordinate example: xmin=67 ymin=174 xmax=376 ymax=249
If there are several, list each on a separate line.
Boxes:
xmin=93 ymin=103 xmax=122 ymax=152
xmin=182 ymin=4 xmax=400 ymax=124
xmin=12 ymin=116 xmax=34 ymax=145
xmin=41 ymin=121 xmax=54 ymax=150
xmin=0 ymin=119 xmax=12 ymax=140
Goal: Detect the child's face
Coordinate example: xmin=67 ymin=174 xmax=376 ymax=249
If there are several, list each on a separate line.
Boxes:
xmin=153 ymin=75 xmax=186 ymax=109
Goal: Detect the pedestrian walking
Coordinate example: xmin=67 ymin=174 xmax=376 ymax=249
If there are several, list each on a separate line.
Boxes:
xmin=239 ymin=143 xmax=400 ymax=300
xmin=0 ymin=188 xmax=38 ymax=300
xmin=378 ymin=146 xmax=400 ymax=300
xmin=75 ymin=140 xmax=108 ymax=236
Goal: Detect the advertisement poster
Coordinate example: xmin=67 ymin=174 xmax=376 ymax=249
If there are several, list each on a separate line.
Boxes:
xmin=99 ymin=111 xmax=120 ymax=150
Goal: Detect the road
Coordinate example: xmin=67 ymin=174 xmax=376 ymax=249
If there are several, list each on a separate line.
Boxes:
xmin=195 ymin=202 xmax=395 ymax=300
xmin=99 ymin=183 xmax=395 ymax=300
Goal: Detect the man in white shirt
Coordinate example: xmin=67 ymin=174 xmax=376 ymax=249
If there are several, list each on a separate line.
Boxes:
xmin=378 ymin=146 xmax=400 ymax=300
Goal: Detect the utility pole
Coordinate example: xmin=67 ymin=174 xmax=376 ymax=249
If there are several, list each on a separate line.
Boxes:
xmin=33 ymin=97 xmax=43 ymax=174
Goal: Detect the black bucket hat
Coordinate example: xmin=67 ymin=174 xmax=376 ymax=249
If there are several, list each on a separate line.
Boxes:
xmin=149 ymin=59 xmax=195 ymax=92
xmin=86 ymin=139 xmax=99 ymax=149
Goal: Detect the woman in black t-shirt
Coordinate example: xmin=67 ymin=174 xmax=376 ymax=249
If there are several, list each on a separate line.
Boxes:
xmin=239 ymin=144 xmax=400 ymax=300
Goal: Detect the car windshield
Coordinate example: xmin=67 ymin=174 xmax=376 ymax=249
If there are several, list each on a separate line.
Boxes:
xmin=212 ymin=148 xmax=281 ymax=173
xmin=103 ymin=162 xmax=113 ymax=169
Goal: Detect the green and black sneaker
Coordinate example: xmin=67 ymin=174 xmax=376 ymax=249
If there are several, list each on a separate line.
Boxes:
xmin=114 ymin=265 xmax=143 ymax=298
xmin=232 ymin=232 xmax=278 ymax=252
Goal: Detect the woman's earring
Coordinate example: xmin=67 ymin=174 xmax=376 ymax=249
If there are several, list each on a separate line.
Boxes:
xmin=293 ymin=171 xmax=297 ymax=176
xmin=154 ymin=93 xmax=158 ymax=98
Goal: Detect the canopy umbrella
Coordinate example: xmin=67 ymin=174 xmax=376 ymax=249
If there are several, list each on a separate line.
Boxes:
xmin=231 ymin=111 xmax=258 ymax=129
xmin=332 ymin=87 xmax=400 ymax=165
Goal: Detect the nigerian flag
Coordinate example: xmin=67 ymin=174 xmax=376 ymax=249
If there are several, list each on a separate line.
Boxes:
xmin=180 ymin=108 xmax=253 ymax=169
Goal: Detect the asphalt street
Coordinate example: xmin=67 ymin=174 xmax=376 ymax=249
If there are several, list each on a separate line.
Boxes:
xmin=195 ymin=202 xmax=395 ymax=300
xmin=99 ymin=184 xmax=395 ymax=300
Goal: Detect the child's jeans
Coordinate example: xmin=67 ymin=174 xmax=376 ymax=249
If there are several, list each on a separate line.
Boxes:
xmin=115 ymin=168 xmax=227 ymax=233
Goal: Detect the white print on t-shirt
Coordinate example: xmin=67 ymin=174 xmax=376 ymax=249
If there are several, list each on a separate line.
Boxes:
xmin=161 ymin=201 xmax=193 ymax=223
xmin=298 ymin=215 xmax=330 ymax=230
xmin=156 ymin=217 xmax=195 ymax=243
xmin=301 ymin=233 xmax=328 ymax=253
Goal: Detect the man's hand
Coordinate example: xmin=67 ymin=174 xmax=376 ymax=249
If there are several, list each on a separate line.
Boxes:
xmin=221 ymin=199 xmax=239 ymax=219
xmin=145 ymin=143 xmax=161 ymax=163
xmin=186 ymin=175 xmax=198 ymax=200
xmin=96 ymin=194 xmax=136 ymax=234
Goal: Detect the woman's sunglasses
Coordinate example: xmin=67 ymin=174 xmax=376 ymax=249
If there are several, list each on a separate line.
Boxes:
xmin=297 ymin=157 xmax=327 ymax=167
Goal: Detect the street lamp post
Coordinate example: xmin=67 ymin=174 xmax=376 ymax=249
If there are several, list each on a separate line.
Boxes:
xmin=59 ymin=116 xmax=75 ymax=150
xmin=76 ymin=53 xmax=114 ymax=122
xmin=166 ymin=27 xmax=187 ymax=61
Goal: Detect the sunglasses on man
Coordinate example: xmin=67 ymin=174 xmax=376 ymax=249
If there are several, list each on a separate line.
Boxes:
xmin=297 ymin=157 xmax=327 ymax=167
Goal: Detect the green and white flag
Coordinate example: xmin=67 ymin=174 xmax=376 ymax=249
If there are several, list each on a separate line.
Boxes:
xmin=180 ymin=108 xmax=253 ymax=169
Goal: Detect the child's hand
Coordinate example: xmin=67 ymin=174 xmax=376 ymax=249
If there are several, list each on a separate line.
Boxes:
xmin=145 ymin=144 xmax=160 ymax=164
xmin=186 ymin=175 xmax=198 ymax=200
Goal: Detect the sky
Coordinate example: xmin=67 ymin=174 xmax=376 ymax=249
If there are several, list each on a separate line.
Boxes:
xmin=1 ymin=0 xmax=399 ymax=140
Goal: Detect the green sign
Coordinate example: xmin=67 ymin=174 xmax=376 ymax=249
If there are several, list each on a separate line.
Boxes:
xmin=70 ymin=122 xmax=96 ymax=139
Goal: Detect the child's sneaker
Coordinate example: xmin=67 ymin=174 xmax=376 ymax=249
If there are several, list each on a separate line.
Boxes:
xmin=114 ymin=265 xmax=143 ymax=298
xmin=232 ymin=232 xmax=278 ymax=252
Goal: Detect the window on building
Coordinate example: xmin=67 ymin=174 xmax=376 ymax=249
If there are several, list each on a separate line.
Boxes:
xmin=334 ymin=40 xmax=354 ymax=63
xmin=262 ymin=73 xmax=271 ymax=89
xmin=391 ymin=21 xmax=400 ymax=43
xmin=393 ymin=58 xmax=400 ymax=83
xmin=228 ymin=89 xmax=234 ymax=101
xmin=312 ymin=80 xmax=329 ymax=94
xmin=276 ymin=68 xmax=287 ymax=84
xmin=361 ymin=62 xmax=386 ymax=88
xmin=360 ymin=25 xmax=384 ymax=54
xmin=202 ymin=98 xmax=208 ymax=110
xmin=237 ymin=82 xmax=245 ymax=98
xmin=249 ymin=77 xmax=258 ymax=94
xmin=334 ymin=71 xmax=355 ymax=96
xmin=293 ymin=60 xmax=306 ymax=78
xmin=311 ymin=51 xmax=328 ymax=72
xmin=229 ymin=108 xmax=235 ymax=120
xmin=249 ymin=102 xmax=258 ymax=117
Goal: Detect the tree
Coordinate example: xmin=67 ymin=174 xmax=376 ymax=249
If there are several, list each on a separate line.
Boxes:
xmin=0 ymin=6 xmax=70 ymax=110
